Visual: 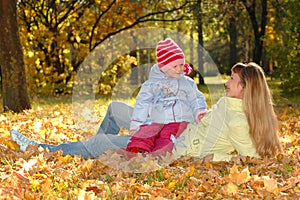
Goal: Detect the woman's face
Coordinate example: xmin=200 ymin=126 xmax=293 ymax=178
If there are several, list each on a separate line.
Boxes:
xmin=225 ymin=72 xmax=244 ymax=99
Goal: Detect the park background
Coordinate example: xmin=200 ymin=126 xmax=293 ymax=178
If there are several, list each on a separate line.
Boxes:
xmin=0 ymin=0 xmax=299 ymax=199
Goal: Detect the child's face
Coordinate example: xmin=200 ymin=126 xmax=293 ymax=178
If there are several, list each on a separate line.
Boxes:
xmin=165 ymin=64 xmax=184 ymax=78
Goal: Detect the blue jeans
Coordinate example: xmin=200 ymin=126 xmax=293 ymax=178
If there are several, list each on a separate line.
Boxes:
xmin=39 ymin=102 xmax=133 ymax=158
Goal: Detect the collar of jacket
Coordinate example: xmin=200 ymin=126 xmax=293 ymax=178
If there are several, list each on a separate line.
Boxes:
xmin=223 ymin=96 xmax=243 ymax=111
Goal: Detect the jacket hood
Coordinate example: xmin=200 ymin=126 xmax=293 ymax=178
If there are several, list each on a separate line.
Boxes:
xmin=149 ymin=64 xmax=166 ymax=79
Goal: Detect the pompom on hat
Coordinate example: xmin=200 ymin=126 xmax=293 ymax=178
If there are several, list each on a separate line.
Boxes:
xmin=156 ymin=38 xmax=186 ymax=72
xmin=184 ymin=63 xmax=193 ymax=75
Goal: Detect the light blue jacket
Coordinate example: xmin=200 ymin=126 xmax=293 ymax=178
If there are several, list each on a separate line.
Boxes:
xmin=130 ymin=64 xmax=207 ymax=129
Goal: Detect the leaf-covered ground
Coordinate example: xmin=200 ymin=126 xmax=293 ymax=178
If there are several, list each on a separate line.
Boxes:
xmin=0 ymin=95 xmax=299 ymax=199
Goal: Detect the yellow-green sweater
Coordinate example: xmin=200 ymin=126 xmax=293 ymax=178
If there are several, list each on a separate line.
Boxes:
xmin=172 ymin=96 xmax=260 ymax=161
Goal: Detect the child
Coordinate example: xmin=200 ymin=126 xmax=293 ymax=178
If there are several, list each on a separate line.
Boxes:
xmin=126 ymin=38 xmax=207 ymax=154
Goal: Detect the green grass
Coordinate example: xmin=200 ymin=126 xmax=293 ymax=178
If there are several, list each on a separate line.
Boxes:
xmin=268 ymin=79 xmax=299 ymax=106
xmin=0 ymin=76 xmax=298 ymax=112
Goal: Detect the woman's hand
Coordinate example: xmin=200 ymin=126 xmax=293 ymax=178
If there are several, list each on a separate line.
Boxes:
xmin=201 ymin=154 xmax=214 ymax=162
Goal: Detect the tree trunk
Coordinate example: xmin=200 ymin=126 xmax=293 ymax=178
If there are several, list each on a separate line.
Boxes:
xmin=242 ymin=0 xmax=267 ymax=65
xmin=129 ymin=33 xmax=139 ymax=85
xmin=229 ymin=16 xmax=237 ymax=70
xmin=0 ymin=0 xmax=31 ymax=112
xmin=228 ymin=1 xmax=238 ymax=72
xmin=196 ymin=0 xmax=205 ymax=85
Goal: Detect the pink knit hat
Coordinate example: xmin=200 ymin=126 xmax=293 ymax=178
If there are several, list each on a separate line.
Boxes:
xmin=156 ymin=38 xmax=185 ymax=72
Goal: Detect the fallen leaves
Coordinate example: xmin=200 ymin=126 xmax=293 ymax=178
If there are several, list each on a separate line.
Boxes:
xmin=98 ymin=150 xmax=174 ymax=173
xmin=0 ymin=97 xmax=299 ymax=199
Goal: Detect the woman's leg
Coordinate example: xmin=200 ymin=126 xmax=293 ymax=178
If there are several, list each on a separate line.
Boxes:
xmin=81 ymin=133 xmax=130 ymax=157
xmin=39 ymin=142 xmax=93 ymax=158
xmin=40 ymin=134 xmax=131 ymax=158
xmin=11 ymin=129 xmax=130 ymax=158
xmin=10 ymin=102 xmax=132 ymax=157
xmin=96 ymin=102 xmax=133 ymax=135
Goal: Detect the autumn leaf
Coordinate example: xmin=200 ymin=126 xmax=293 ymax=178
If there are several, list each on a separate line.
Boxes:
xmin=227 ymin=164 xmax=250 ymax=184
xmin=222 ymin=182 xmax=239 ymax=195
xmin=3 ymin=140 xmax=20 ymax=151
xmin=261 ymin=176 xmax=279 ymax=194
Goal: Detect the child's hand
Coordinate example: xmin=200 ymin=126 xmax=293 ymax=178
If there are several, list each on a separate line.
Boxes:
xmin=195 ymin=110 xmax=208 ymax=123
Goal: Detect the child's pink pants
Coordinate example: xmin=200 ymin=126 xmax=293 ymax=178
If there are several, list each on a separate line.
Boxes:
xmin=126 ymin=121 xmax=188 ymax=153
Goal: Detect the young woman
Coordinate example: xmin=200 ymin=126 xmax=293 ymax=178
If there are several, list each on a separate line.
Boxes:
xmin=171 ymin=62 xmax=282 ymax=160
xmin=10 ymin=62 xmax=282 ymax=161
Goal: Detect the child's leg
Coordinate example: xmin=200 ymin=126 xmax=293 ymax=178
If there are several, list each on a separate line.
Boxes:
xmin=126 ymin=123 xmax=164 ymax=153
xmin=152 ymin=122 xmax=188 ymax=153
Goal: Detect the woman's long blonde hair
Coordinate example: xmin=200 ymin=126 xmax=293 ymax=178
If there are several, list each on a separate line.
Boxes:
xmin=232 ymin=62 xmax=282 ymax=157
